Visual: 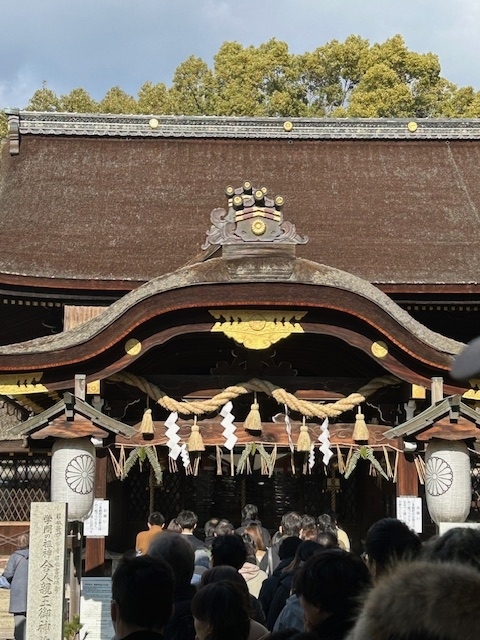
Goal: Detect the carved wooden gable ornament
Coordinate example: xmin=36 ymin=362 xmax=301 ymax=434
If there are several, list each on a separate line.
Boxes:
xmin=202 ymin=182 xmax=308 ymax=249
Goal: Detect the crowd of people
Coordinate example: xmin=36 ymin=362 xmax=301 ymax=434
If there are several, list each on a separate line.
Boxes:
xmin=110 ymin=505 xmax=480 ymax=640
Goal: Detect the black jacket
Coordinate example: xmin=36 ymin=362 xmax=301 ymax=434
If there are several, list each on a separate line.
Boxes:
xmin=265 ymin=568 xmax=296 ymax=630
xmin=258 ymin=558 xmax=293 ymax=621
xmin=164 ymin=583 xmax=196 ymax=640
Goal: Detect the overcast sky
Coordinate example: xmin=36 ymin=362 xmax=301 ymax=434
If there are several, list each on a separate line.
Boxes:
xmin=2 ymin=0 xmax=480 ymax=109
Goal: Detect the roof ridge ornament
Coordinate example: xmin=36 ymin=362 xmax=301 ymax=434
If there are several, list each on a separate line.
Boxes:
xmin=202 ymin=182 xmax=308 ymax=250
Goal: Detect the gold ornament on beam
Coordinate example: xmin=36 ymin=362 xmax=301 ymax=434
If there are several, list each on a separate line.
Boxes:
xmin=352 ymin=407 xmax=369 ymax=442
xmin=243 ymin=393 xmax=262 ymax=434
xmin=296 ymin=417 xmax=312 ymax=452
xmin=210 ymin=310 xmax=306 ymax=350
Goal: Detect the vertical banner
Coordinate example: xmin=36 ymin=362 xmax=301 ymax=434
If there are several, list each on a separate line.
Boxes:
xmin=26 ymin=502 xmax=67 ymax=640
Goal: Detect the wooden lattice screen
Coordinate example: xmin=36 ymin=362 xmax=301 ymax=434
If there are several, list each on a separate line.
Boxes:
xmin=0 ymin=455 xmax=50 ymax=521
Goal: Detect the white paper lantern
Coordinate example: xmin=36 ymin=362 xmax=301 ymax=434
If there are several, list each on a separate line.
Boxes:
xmin=51 ymin=438 xmax=96 ymax=522
xmin=425 ymin=439 xmax=471 ymax=525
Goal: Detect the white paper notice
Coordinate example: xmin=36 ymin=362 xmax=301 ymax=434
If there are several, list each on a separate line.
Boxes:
xmin=84 ymin=499 xmax=109 ymax=537
xmin=396 ymin=496 xmax=422 ymax=533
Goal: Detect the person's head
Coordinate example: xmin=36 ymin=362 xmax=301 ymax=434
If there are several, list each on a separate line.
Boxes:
xmin=279 ymin=535 xmax=302 ymax=560
xmin=192 ymin=580 xmax=250 ymax=640
xmin=326 ymin=511 xmax=339 ymax=526
xmin=241 ymin=503 xmax=259 ymax=521
xmin=148 ymin=530 xmax=195 ymax=586
xmin=241 ymin=534 xmax=257 ymax=563
xmin=176 ymin=509 xmax=198 ymax=531
xmin=280 ymin=511 xmax=302 ymax=537
xmin=17 ymin=532 xmax=29 ymax=549
xmin=364 ymin=517 xmax=421 ymax=578
xmin=148 ymin=511 xmax=165 ymax=528
xmin=204 ymin=517 xmax=220 ymax=539
xmin=245 ymin=522 xmax=265 ymax=552
xmin=211 ymin=532 xmax=247 ymax=570
xmin=167 ymin=518 xmax=182 ymax=533
xmin=301 ymin=528 xmax=320 ymax=542
xmin=295 ymin=548 xmax=371 ymax=632
xmin=214 ymin=519 xmax=235 ymax=536
xmin=348 ymin=560 xmax=480 ymax=640
xmin=283 ymin=540 xmax=323 ymax=573
xmin=200 ymin=566 xmax=251 ymax=610
xmin=317 ymin=530 xmax=339 ymax=549
xmin=301 ymin=514 xmax=317 ymax=531
xmin=111 ymin=555 xmax=174 ymax=636
xmin=316 ymin=514 xmax=333 ymax=532
xmin=422 ymin=526 xmax=480 ymax=572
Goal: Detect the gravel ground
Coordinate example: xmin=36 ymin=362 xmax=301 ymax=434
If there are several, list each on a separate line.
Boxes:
xmin=0 ymin=589 xmax=13 ymax=640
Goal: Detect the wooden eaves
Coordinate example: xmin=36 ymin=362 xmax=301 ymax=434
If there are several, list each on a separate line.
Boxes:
xmin=384 ymin=395 xmax=480 ymax=441
xmin=6 ymin=392 xmax=137 ymax=440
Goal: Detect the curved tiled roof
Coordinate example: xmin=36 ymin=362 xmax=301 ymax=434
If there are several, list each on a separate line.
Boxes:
xmin=2 ymin=112 xmax=480 ymax=289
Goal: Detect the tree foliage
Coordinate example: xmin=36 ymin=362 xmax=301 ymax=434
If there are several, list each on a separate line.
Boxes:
xmin=60 ymin=87 xmax=98 ymax=113
xmin=169 ymin=56 xmax=214 ymax=115
xmin=27 ymin=81 xmax=61 ymax=112
xmin=17 ymin=35 xmax=480 ymax=123
xmin=0 ymin=112 xmax=7 ymax=139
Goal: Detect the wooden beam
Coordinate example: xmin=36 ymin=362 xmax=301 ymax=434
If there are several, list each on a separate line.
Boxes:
xmin=116 ymin=421 xmax=400 ymax=448
xmin=84 ymin=450 xmax=107 ymax=576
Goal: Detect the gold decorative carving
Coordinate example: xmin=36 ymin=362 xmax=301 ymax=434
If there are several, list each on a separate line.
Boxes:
xmin=251 ymin=219 xmax=267 ymax=236
xmin=283 ymin=121 xmax=293 ymax=131
xmin=125 ymin=338 xmax=142 ymax=356
xmin=463 ymin=380 xmax=480 ymax=400
xmin=407 ymin=121 xmax=418 ymax=132
xmin=210 ymin=310 xmax=306 ymax=350
xmin=371 ymin=341 xmax=388 ymax=358
xmin=87 ymin=380 xmax=101 ymax=395
xmin=149 ymin=118 xmax=159 ymax=129
xmin=411 ymin=384 xmax=426 ymax=399
xmin=0 ymin=372 xmax=47 ymax=395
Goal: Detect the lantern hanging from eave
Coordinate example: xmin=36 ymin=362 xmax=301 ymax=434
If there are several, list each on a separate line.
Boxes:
xmin=51 ymin=437 xmax=96 ymax=522
xmin=425 ymin=438 xmax=471 ymax=525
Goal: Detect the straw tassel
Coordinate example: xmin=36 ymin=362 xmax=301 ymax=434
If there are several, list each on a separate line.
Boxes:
xmin=243 ymin=393 xmax=262 ymax=434
xmin=187 ymin=417 xmax=205 ymax=452
xmin=140 ymin=408 xmax=155 ymax=439
xmin=296 ymin=417 xmax=311 ymax=452
xmin=352 ymin=407 xmax=369 ymax=442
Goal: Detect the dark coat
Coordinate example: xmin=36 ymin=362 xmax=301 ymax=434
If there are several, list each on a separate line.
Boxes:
xmin=258 ymin=558 xmax=292 ymax=621
xmin=3 ymin=548 xmax=29 ymax=614
xmin=312 ymin=613 xmax=355 ymax=640
xmin=164 ymin=583 xmax=196 ymax=640
xmin=265 ymin=568 xmax=296 ymax=630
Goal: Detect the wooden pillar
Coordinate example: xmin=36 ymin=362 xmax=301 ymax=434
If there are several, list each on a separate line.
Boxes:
xmin=85 ymin=449 xmax=107 ymax=576
xmin=431 ymin=377 xmax=444 ymax=404
xmin=396 ymin=452 xmax=418 ymax=497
